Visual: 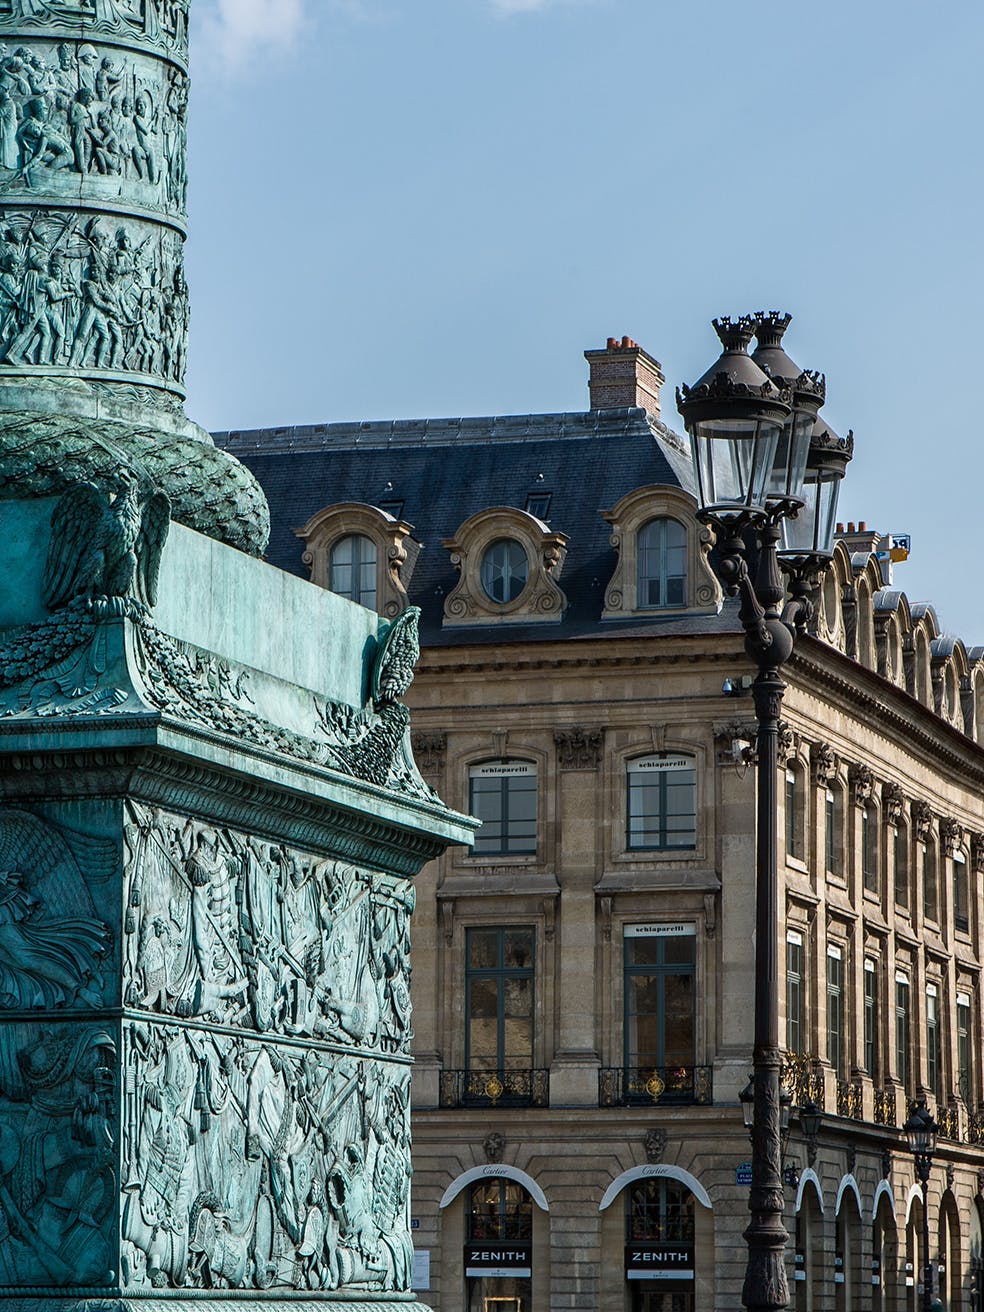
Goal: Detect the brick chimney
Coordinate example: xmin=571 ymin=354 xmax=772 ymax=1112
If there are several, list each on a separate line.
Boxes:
xmin=584 ymin=336 xmax=664 ymax=418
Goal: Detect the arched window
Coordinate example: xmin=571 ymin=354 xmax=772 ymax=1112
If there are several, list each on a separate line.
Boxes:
xmin=480 ymin=539 xmax=529 ymax=604
xmin=637 ymin=517 xmax=687 ymax=609
xmin=469 ymin=760 xmax=537 ymax=856
xmin=627 ymin=753 xmax=696 ymax=851
xmin=825 ymin=787 xmax=844 ymax=877
xmin=625 ymin=1179 xmax=695 ymax=1290
xmin=785 ymin=764 xmax=804 ymax=860
xmin=329 ymin=533 xmax=377 ymax=608
xmin=467 ymin=1178 xmax=533 ymax=1310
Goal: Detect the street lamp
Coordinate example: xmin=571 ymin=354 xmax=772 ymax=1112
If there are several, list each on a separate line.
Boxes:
xmin=904 ymin=1100 xmax=939 ymax=1312
xmin=678 ymin=313 xmax=850 ymax=1312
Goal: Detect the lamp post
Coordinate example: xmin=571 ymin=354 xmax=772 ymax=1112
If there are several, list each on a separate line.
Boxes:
xmin=678 ymin=314 xmax=850 ymax=1312
xmin=904 ymin=1100 xmax=939 ymax=1312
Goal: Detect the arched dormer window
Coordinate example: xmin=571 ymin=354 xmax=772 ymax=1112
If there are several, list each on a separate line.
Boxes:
xmin=295 ymin=502 xmax=420 ymax=618
xmin=601 ymin=486 xmax=720 ymax=619
xmin=469 ymin=759 xmax=538 ymax=857
xmin=329 ymin=533 xmax=377 ymax=608
xmin=637 ymin=517 xmax=686 ymax=610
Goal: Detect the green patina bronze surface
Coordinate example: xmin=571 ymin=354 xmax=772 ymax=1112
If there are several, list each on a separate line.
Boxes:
xmin=0 ymin=6 xmax=472 ymax=1311
xmin=0 ymin=0 xmax=269 ymax=555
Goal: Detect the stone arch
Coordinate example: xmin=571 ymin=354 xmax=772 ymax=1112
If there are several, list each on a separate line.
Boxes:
xmin=816 ymin=541 xmax=850 ymax=650
xmin=796 ymin=1169 xmax=826 ymax=1312
xmin=910 ymin=605 xmax=940 ymax=709
xmin=872 ymin=1181 xmax=899 ymax=1312
xmin=939 ymin=1188 xmax=961 ymax=1312
xmin=598 ymin=1163 xmax=712 ymax=1211
xmin=440 ymin=1163 xmax=549 ymax=1212
xmin=874 ymin=589 xmax=910 ymax=688
xmin=855 ymin=570 xmax=876 ymax=671
xmin=836 ymin=1175 xmax=864 ymax=1312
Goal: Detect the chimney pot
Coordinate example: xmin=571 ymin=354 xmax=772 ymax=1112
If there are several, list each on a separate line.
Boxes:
xmin=847 ymin=522 xmax=856 ymax=532
xmin=836 ymin=523 xmax=844 ymax=533
xmin=858 ymin=520 xmax=867 ymax=531
xmin=585 ymin=337 xmax=665 ymax=418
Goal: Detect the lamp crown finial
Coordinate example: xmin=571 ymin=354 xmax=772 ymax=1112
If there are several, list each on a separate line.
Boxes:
xmin=754 ymin=311 xmax=793 ymax=349
xmin=712 ymin=315 xmax=759 ymax=353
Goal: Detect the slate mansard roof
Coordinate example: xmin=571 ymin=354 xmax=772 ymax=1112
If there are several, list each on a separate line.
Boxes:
xmin=213 ymin=407 xmax=740 ymax=646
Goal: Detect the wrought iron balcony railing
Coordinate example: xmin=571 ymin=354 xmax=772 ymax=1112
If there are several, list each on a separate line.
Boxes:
xmin=873 ymin=1086 xmax=898 ymax=1127
xmin=439 ymin=1068 xmax=549 ymax=1109
xmin=968 ymin=1108 xmax=984 ymax=1145
xmin=836 ymin=1079 xmax=863 ymax=1120
xmin=780 ymin=1054 xmax=825 ymax=1110
xmin=599 ymin=1065 xmax=713 ymax=1108
xmin=936 ymin=1104 xmax=960 ymax=1141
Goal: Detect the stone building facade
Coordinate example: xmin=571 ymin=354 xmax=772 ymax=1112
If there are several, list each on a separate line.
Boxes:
xmin=217 ymin=338 xmax=984 ymax=1312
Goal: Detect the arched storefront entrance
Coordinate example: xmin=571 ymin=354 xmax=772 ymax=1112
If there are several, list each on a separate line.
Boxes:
xmin=794 ymin=1171 xmax=825 ymax=1312
xmin=440 ymin=1165 xmax=550 ymax=1311
xmin=872 ymin=1181 xmax=898 ymax=1312
xmin=970 ymin=1200 xmax=984 ymax=1312
xmin=835 ymin=1176 xmax=863 ymax=1312
xmin=465 ymin=1177 xmax=533 ymax=1311
xmin=598 ymin=1164 xmax=713 ymax=1312
xmin=938 ymin=1189 xmax=961 ymax=1312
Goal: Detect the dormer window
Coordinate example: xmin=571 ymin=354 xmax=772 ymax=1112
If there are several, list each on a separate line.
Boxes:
xmin=601 ymin=485 xmax=720 ymax=620
xmin=443 ymin=508 xmax=568 ymax=626
xmin=481 ymin=540 xmax=529 ymax=604
xmin=294 ymin=502 xmax=420 ymax=618
xmin=330 ymin=533 xmax=377 ymax=609
xmin=637 ymin=517 xmax=686 ymax=609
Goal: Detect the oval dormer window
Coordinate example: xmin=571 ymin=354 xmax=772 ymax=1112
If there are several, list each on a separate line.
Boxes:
xmin=481 ymin=539 xmax=529 ymax=604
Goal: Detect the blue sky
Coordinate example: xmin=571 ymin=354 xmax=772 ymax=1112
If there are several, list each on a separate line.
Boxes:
xmin=186 ymin=0 xmax=984 ymax=643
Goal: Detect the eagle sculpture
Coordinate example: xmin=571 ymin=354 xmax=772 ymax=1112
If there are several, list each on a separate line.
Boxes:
xmin=42 ymin=472 xmax=171 ymax=616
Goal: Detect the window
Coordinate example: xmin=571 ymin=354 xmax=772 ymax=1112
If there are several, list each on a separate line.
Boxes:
xmin=922 ymin=842 xmax=938 ymax=922
xmin=468 ymin=1179 xmax=533 ymax=1242
xmin=623 ymin=927 xmax=696 ymax=1092
xmin=926 ymin=983 xmax=941 ymax=1100
xmin=627 ymin=754 xmax=696 ymax=851
xmin=480 ymin=539 xmax=529 ymax=603
xmin=626 ymin=1178 xmax=695 ymax=1243
xmin=524 ymin=492 xmax=552 ymax=520
xmin=785 ymin=768 xmax=801 ymax=860
xmin=465 ymin=927 xmax=534 ymax=1074
xmin=864 ymin=958 xmax=879 ymax=1081
xmin=894 ymin=826 xmax=909 ymax=910
xmin=862 ymin=808 xmax=877 ymax=892
xmin=957 ymin=992 xmax=972 ymax=1103
xmin=469 ymin=761 xmax=537 ymax=856
xmin=954 ymin=852 xmax=969 ymax=933
xmin=786 ymin=930 xmax=804 ymax=1055
xmin=896 ymin=974 xmax=911 ymax=1093
xmin=827 ymin=945 xmax=844 ymax=1079
xmin=328 ymin=533 xmax=377 ymax=608
xmin=826 ymin=789 xmax=842 ymax=876
xmin=637 ymin=517 xmax=686 ymax=609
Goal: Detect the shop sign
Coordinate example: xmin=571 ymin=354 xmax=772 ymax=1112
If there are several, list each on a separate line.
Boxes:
xmin=625 ymin=1243 xmax=695 ymax=1281
xmin=471 ymin=762 xmax=534 ymax=778
xmin=628 ymin=755 xmax=693 ymax=775
xmin=625 ymin=922 xmax=697 ymax=938
xmin=465 ymin=1241 xmax=532 ymax=1278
